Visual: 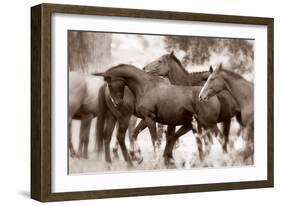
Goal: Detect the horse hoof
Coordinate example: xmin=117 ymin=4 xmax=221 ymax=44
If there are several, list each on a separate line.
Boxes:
xmin=70 ymin=151 xmax=78 ymax=159
xmin=105 ymin=162 xmax=113 ymax=171
xmin=77 ymin=152 xmax=85 ymax=159
xmin=137 ymin=156 xmax=144 ymax=165
xmin=112 ymin=148 xmax=119 ymax=159
xmin=164 ymin=157 xmax=175 ymax=167
xmin=129 ymin=150 xmax=137 ymax=160
xmin=126 ymin=162 xmax=134 ymax=169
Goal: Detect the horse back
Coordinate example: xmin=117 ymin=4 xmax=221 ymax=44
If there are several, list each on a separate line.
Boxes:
xmin=81 ymin=75 xmax=105 ymax=114
xmin=69 ymin=72 xmax=87 ymax=117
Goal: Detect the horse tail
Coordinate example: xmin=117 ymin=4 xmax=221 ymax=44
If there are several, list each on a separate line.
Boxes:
xmin=95 ymin=84 xmax=107 ymax=155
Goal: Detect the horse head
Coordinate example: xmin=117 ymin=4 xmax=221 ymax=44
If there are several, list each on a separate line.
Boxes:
xmin=93 ymin=72 xmax=125 ymax=106
xmin=143 ymin=51 xmax=176 ymax=76
xmin=199 ymin=64 xmax=224 ymax=102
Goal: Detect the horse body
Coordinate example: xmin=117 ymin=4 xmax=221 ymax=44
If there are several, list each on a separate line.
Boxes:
xmin=199 ymin=65 xmax=254 ymax=161
xmin=98 ymin=64 xmax=224 ymax=165
xmin=143 ymin=52 xmax=240 ymax=152
xmin=69 ymin=72 xmax=87 ymax=118
xmin=95 ymin=81 xmax=146 ymax=167
xmin=69 ymin=71 xmax=104 ymax=158
xmin=137 ymin=82 xmax=220 ymax=126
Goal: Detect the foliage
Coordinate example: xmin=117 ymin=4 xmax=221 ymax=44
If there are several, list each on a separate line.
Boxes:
xmin=164 ymin=36 xmax=254 ymax=74
xmin=68 ymin=32 xmax=112 ymax=73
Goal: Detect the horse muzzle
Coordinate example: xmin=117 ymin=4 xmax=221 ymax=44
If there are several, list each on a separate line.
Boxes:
xmin=115 ymin=99 xmax=124 ymax=106
xmin=198 ymin=94 xmax=209 ymax=102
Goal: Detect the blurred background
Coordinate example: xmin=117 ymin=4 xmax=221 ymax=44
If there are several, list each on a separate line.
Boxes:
xmin=68 ymin=31 xmax=254 ymax=79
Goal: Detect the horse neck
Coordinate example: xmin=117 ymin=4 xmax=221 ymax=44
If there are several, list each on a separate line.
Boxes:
xmin=119 ymin=67 xmax=149 ymax=98
xmin=167 ymin=60 xmax=208 ymax=86
xmin=221 ymin=71 xmax=253 ymax=110
xmin=167 ymin=60 xmax=190 ymax=85
xmin=186 ymin=72 xmax=210 ymax=86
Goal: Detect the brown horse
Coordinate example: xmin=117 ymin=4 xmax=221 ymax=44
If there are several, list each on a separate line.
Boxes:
xmin=69 ymin=72 xmax=140 ymax=165
xmin=95 ymin=64 xmax=229 ymax=165
xmin=143 ymin=52 xmax=240 ymax=153
xmin=199 ymin=64 xmax=254 ymax=162
xmin=95 ymin=83 xmax=140 ymax=167
xmin=95 ymin=82 xmax=166 ymax=167
xmin=143 ymin=51 xmax=210 ymax=86
xmin=69 ymin=71 xmax=104 ymax=158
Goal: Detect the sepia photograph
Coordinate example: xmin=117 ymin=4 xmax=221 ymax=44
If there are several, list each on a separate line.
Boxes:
xmin=31 ymin=4 xmax=273 ymax=201
xmin=68 ymin=31 xmax=254 ymax=174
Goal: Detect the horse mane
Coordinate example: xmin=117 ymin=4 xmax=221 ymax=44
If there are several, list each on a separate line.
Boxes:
xmin=170 ymin=55 xmax=189 ymax=75
xmin=106 ymin=63 xmax=139 ymax=73
xmin=221 ymin=68 xmax=244 ymax=80
xmin=170 ymin=55 xmax=209 ymax=76
xmin=189 ymin=70 xmax=210 ymax=76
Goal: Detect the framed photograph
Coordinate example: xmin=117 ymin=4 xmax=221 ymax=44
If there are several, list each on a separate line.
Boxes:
xmin=31 ymin=3 xmax=274 ymax=202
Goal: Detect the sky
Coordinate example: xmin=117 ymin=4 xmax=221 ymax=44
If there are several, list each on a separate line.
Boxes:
xmin=110 ymin=33 xmax=167 ymax=68
xmin=109 ymin=33 xmax=253 ymax=81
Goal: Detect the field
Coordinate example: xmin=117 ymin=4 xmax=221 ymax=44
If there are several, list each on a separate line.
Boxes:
xmin=69 ymin=118 xmax=249 ymax=174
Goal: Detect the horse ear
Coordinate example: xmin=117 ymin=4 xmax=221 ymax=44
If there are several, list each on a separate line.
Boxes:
xmin=104 ymin=75 xmax=112 ymax=81
xmin=92 ymin=72 xmax=110 ymax=81
xmin=218 ymin=63 xmax=223 ymax=70
xmin=209 ymin=66 xmax=213 ymax=73
xmin=92 ymin=72 xmax=105 ymax=77
xmin=170 ymin=50 xmax=175 ymax=57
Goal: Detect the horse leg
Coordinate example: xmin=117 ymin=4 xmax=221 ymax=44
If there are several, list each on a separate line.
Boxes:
xmin=144 ymin=117 xmax=161 ymax=166
xmin=104 ymin=114 xmax=116 ymax=165
xmin=166 ymin=125 xmax=176 ymax=141
xmin=156 ymin=123 xmax=164 ymax=149
xmin=112 ymin=139 xmax=119 ymax=159
xmin=132 ymin=119 xmax=147 ymax=140
xmin=242 ymin=120 xmax=254 ymax=164
xmin=78 ymin=113 xmax=93 ymax=159
xmin=163 ymin=123 xmax=192 ymax=166
xmin=191 ymin=122 xmax=204 ymax=161
xmin=204 ymin=130 xmax=213 ymax=156
xmin=127 ymin=116 xmax=141 ymax=161
xmin=130 ymin=119 xmax=147 ymax=164
xmin=195 ymin=134 xmax=204 ymax=161
xmin=116 ymin=119 xmax=133 ymax=167
xmin=68 ymin=118 xmax=77 ymax=158
xmin=222 ymin=119 xmax=231 ymax=153
xmin=165 ymin=125 xmax=175 ymax=147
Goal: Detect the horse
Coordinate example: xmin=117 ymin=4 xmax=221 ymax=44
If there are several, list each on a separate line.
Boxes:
xmin=95 ymin=83 xmax=141 ymax=167
xmin=143 ymin=51 xmax=240 ymax=154
xmin=94 ymin=64 xmax=231 ymax=166
xmin=199 ymin=64 xmax=254 ymax=162
xmin=95 ymin=82 xmax=166 ymax=167
xmin=68 ymin=71 xmax=104 ymax=158
xmin=69 ymin=71 xmax=149 ymax=169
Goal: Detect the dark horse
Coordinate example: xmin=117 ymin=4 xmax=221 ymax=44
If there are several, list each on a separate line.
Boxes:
xmin=95 ymin=82 xmax=165 ymax=167
xmin=95 ymin=64 xmax=232 ymax=165
xmin=69 ymin=71 xmax=138 ymax=167
xmin=199 ymin=64 xmax=254 ymax=162
xmin=95 ymin=83 xmax=140 ymax=167
xmin=143 ymin=52 xmax=241 ymax=153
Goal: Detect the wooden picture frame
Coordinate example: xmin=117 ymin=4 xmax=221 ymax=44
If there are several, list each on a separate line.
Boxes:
xmin=31 ymin=3 xmax=274 ymax=202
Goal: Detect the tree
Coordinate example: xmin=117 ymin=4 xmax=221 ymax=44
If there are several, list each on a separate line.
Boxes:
xmin=68 ymin=31 xmax=112 ymax=73
xmin=164 ymin=36 xmax=254 ymax=74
